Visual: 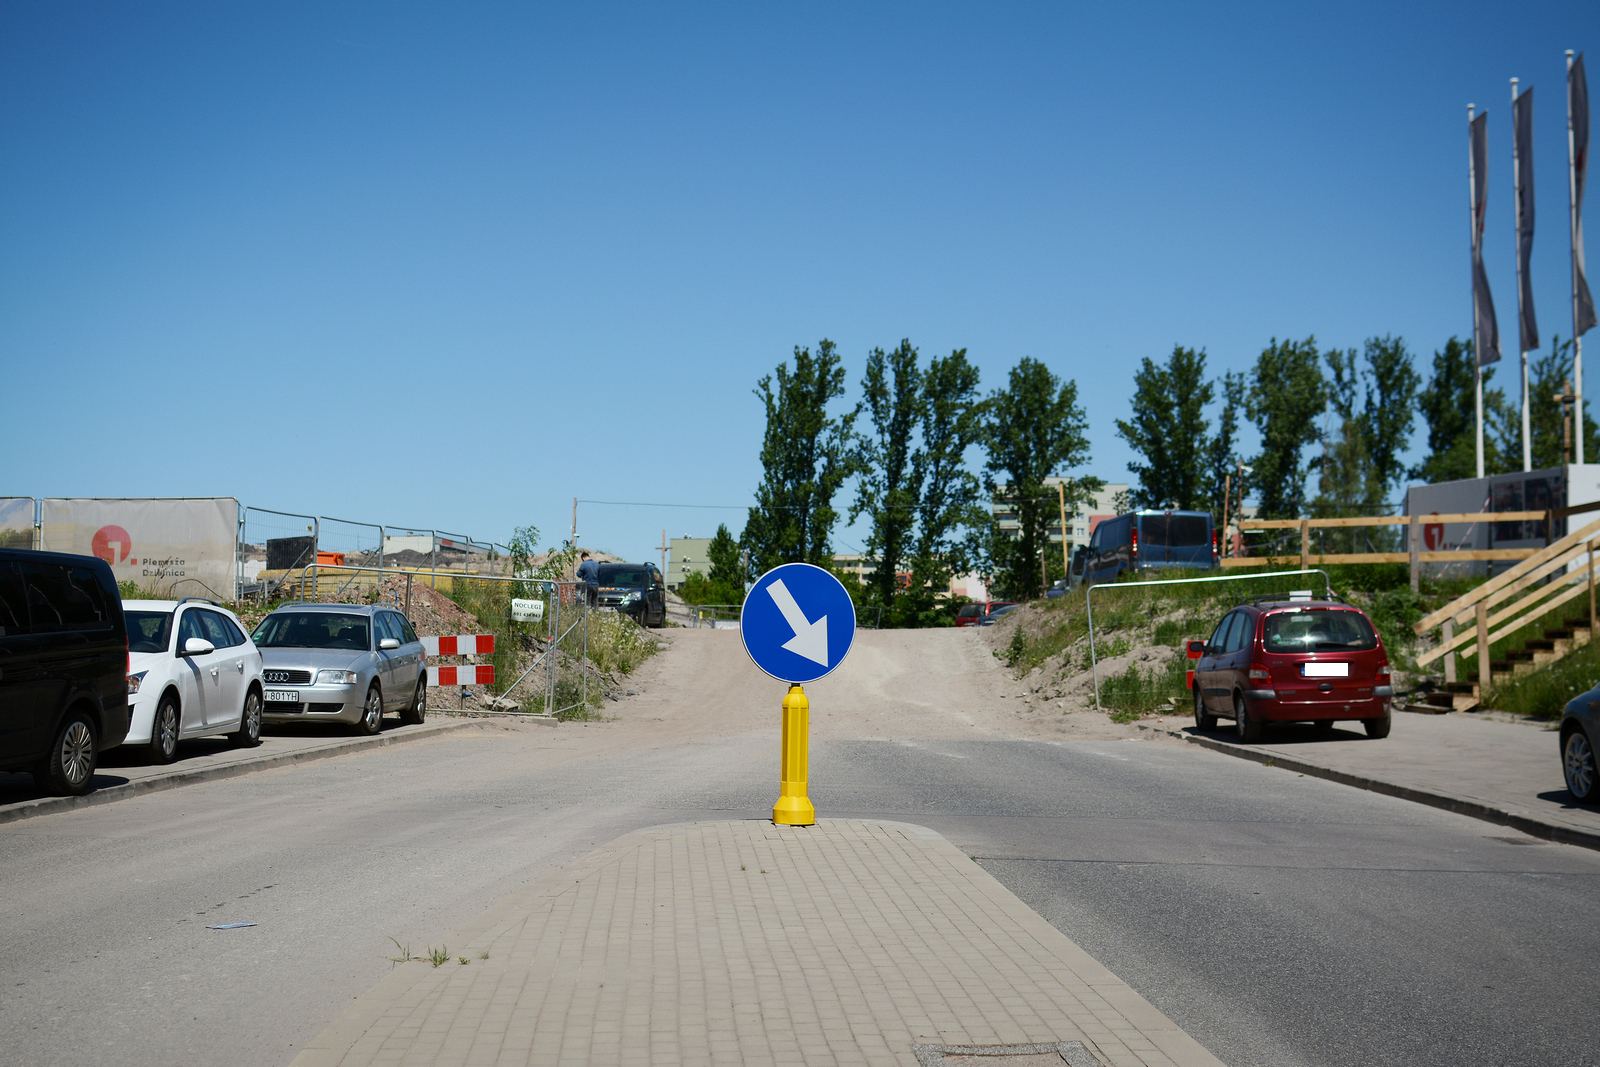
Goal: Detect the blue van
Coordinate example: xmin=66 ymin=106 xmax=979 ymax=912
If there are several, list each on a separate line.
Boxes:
xmin=1073 ymin=510 xmax=1217 ymax=586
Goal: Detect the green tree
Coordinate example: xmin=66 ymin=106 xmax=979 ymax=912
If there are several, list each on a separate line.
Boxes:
xmin=706 ymin=524 xmax=743 ymax=589
xmin=1206 ymin=371 xmax=1247 ymax=524
xmin=743 ymin=341 xmax=859 ymax=571
xmin=1115 ymin=345 xmax=1213 ymax=510
xmin=905 ymin=348 xmax=988 ymax=624
xmin=852 ymin=340 xmax=923 ymax=613
xmin=1526 ymin=335 xmax=1600 ymax=469
xmin=983 ymin=358 xmax=1094 ymax=599
xmin=1360 ymin=335 xmax=1421 ymax=498
xmin=1246 ymin=337 xmax=1327 ymax=519
xmin=1415 ymin=337 xmax=1514 ymax=482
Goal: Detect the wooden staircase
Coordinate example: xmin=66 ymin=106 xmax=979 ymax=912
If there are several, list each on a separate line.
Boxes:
xmin=1418 ymin=616 xmax=1592 ymax=712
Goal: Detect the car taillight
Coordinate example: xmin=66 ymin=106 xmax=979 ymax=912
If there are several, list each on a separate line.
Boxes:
xmin=1376 ymin=662 xmax=1391 ymax=679
xmin=1248 ymin=663 xmax=1271 ymax=683
xmin=1131 ymin=526 xmax=1139 ymax=561
xmin=1213 ymin=530 xmax=1220 ymax=559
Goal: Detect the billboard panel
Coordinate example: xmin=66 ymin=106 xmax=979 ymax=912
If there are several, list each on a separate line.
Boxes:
xmin=0 ymin=498 xmax=34 ymax=548
xmin=39 ymin=498 xmax=238 ymax=598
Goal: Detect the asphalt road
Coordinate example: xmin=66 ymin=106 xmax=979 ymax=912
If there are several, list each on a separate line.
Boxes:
xmin=3 ymin=715 xmax=1598 ymax=1066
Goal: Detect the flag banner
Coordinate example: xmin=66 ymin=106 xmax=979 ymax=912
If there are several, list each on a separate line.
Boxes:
xmin=1515 ymin=87 xmax=1539 ymax=351
xmin=1575 ymin=53 xmax=1596 ymax=336
xmin=1472 ymin=110 xmax=1502 ymax=365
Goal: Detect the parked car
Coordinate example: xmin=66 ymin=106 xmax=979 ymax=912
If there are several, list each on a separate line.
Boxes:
xmin=1078 ymin=510 xmax=1218 ymax=586
xmin=250 ymin=603 xmax=427 ymax=735
xmin=979 ymin=603 xmax=1021 ymax=626
xmin=1561 ymin=688 xmax=1599 ymax=802
xmin=1046 ymin=579 xmax=1069 ymax=599
xmin=955 ymin=601 xmax=1019 ymax=628
xmin=0 ymin=548 xmax=131 ymax=795
xmin=1187 ymin=594 xmax=1392 ymax=742
xmin=595 ymin=563 xmax=667 ymax=627
xmin=123 ymin=599 xmax=265 ymax=762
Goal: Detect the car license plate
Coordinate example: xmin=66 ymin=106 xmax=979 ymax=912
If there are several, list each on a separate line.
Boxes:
xmin=265 ymin=690 xmax=300 ymax=702
xmin=1302 ymin=663 xmax=1348 ymax=678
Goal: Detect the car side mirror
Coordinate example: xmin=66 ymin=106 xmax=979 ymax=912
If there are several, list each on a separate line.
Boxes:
xmin=378 ymin=637 xmax=401 ymax=650
xmin=181 ymin=637 xmax=215 ymax=656
xmin=1186 ymin=640 xmax=1207 ymax=659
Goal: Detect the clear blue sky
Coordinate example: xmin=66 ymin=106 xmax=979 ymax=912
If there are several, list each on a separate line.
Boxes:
xmin=3 ymin=2 xmax=1597 ymax=561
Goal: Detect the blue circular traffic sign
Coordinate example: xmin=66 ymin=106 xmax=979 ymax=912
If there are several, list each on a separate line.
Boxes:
xmin=740 ymin=563 xmax=857 ymax=683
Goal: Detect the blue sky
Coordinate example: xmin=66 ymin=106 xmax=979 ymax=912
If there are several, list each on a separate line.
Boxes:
xmin=3 ymin=2 xmax=1598 ymax=561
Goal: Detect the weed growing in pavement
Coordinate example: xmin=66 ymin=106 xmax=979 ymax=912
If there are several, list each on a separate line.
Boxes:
xmin=458 ymin=957 xmax=470 ymax=965
xmin=428 ymin=946 xmax=450 ymax=968
xmin=385 ymin=937 xmax=415 ymax=964
xmin=479 ymin=951 xmax=489 ymax=960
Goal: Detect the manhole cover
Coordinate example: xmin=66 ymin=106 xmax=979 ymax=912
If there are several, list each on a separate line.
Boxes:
xmin=910 ymin=1041 xmax=1102 ymax=1066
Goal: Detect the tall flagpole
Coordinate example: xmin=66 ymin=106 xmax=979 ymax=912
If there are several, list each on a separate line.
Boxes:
xmin=1514 ymin=77 xmax=1532 ymax=471
xmin=1572 ymin=50 xmax=1587 ymax=465
xmin=1472 ymin=102 xmax=1486 ymax=479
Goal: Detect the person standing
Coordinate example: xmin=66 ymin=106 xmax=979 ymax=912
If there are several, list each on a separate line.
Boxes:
xmin=576 ymin=551 xmax=599 ymax=607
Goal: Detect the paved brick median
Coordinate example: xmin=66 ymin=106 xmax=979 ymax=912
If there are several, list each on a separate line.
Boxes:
xmin=291 ymin=820 xmax=1224 ymax=1067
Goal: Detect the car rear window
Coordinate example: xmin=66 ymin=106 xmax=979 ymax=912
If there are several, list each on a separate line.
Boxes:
xmin=1263 ymin=609 xmax=1377 ymax=652
xmin=956 ymin=605 xmax=983 ymax=618
xmin=253 ymin=612 xmax=371 ymax=651
xmin=127 ymin=610 xmax=174 ymax=653
xmin=0 ymin=562 xmax=26 ymax=636
xmin=1140 ymin=514 xmax=1210 ymax=546
xmin=597 ymin=565 xmax=649 ymax=587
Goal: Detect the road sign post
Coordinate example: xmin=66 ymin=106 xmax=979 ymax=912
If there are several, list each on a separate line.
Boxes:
xmin=740 ymin=563 xmax=856 ymax=826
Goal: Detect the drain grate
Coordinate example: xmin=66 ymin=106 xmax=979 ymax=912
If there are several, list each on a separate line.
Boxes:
xmin=910 ymin=1041 xmax=1103 ymax=1067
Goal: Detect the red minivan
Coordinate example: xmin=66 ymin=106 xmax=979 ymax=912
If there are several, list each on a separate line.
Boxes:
xmin=1187 ymin=596 xmax=1393 ymax=742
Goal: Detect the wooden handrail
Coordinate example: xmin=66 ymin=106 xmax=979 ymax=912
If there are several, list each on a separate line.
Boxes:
xmin=1240 ymin=510 xmax=1547 ymax=531
xmin=1414 ymin=515 xmax=1600 ymax=634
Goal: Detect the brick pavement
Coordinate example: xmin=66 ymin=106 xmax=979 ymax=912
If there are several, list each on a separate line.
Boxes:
xmin=291 ymin=820 xmax=1225 ymax=1067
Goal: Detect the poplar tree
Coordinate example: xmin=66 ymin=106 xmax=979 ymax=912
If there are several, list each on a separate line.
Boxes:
xmin=983 ymin=358 xmax=1094 ymax=599
xmin=1115 ymin=345 xmax=1213 ymax=510
xmin=743 ymin=341 xmax=858 ymax=571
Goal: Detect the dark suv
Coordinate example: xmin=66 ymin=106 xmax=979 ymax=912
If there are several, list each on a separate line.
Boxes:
xmin=0 ymin=548 xmax=132 ymax=794
xmin=1188 ymin=594 xmax=1392 ymax=742
xmin=595 ymin=563 xmax=666 ymax=627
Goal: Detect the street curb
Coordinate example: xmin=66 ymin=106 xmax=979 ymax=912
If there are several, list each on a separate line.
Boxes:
xmin=0 ymin=719 xmax=476 ymax=825
xmin=1142 ymin=723 xmax=1600 ymax=853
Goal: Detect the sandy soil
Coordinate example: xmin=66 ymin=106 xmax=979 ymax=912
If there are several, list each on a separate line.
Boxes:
xmin=576 ymin=626 xmax=1182 ymax=746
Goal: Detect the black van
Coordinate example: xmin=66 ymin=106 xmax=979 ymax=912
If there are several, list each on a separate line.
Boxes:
xmin=594 ymin=563 xmax=667 ymax=627
xmin=0 ymin=549 xmax=131 ymax=795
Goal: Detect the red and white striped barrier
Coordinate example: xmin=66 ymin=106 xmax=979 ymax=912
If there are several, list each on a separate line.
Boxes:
xmin=421 ymin=634 xmax=495 ymax=656
xmin=427 ymin=664 xmax=496 ymax=687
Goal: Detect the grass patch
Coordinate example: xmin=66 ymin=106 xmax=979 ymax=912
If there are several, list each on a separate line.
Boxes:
xmin=1100 ymin=653 xmax=1188 ymax=723
xmin=1483 ymin=634 xmax=1600 ymax=720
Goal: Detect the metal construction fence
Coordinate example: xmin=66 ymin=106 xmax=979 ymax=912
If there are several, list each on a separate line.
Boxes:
xmin=0 ymin=497 xmax=522 ymax=599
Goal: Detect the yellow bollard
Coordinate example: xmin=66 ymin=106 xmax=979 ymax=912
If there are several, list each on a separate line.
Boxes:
xmin=772 ymin=684 xmax=815 ymax=826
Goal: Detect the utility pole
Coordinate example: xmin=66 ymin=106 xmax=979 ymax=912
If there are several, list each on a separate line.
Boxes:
xmin=658 ymin=530 xmax=668 ymax=581
xmin=1056 ymin=482 xmax=1070 ymax=582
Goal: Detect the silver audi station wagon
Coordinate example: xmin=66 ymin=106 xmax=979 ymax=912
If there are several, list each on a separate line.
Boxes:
xmin=250 ymin=603 xmax=427 ymax=735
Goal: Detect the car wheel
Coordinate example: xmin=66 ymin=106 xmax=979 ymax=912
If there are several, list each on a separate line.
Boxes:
xmin=356 ymin=685 xmax=383 ymax=736
xmin=1564 ymin=726 xmax=1597 ymax=801
xmin=1364 ymin=712 xmax=1392 ymax=739
xmin=1193 ymin=686 xmax=1217 ymax=731
xmin=1234 ymin=693 xmax=1262 ymax=743
xmin=400 ymin=676 xmax=426 ymax=726
xmin=230 ymin=689 xmax=263 ymax=748
xmin=149 ymin=695 xmax=180 ymax=764
xmin=37 ymin=711 xmax=97 ymax=796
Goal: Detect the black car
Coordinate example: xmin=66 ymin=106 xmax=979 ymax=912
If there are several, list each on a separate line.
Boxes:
xmin=0 ymin=548 xmax=132 ymax=795
xmin=594 ymin=563 xmax=667 ymax=627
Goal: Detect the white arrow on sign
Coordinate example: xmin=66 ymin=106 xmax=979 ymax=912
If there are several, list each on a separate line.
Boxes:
xmin=766 ymin=578 xmax=829 ymax=666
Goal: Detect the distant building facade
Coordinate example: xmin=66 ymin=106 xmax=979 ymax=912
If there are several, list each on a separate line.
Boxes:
xmin=667 ymin=536 xmax=712 ymax=590
xmin=991 ymin=478 xmax=1129 ymax=559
